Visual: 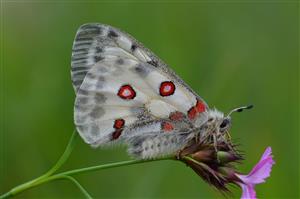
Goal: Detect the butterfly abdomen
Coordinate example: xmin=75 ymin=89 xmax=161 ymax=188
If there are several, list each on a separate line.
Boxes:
xmin=127 ymin=133 xmax=193 ymax=159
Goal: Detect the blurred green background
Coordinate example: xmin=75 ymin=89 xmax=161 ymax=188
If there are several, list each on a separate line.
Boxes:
xmin=1 ymin=1 xmax=299 ymax=199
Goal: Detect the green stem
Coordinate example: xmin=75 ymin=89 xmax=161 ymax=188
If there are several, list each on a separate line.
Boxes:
xmin=59 ymin=156 xmax=173 ymax=176
xmin=0 ymin=131 xmax=78 ymax=199
xmin=60 ymin=176 xmax=93 ymax=199
xmin=0 ymin=129 xmax=175 ymax=199
xmin=44 ymin=131 xmax=78 ymax=176
xmin=1 ymin=157 xmax=173 ymax=198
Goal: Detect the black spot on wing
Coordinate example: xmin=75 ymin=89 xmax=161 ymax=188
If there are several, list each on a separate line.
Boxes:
xmin=116 ymin=58 xmax=124 ymax=65
xmin=94 ymin=93 xmax=107 ymax=103
xmin=94 ymin=56 xmax=104 ymax=62
xmin=89 ymin=106 xmax=105 ymax=119
xmin=147 ymin=60 xmax=158 ymax=67
xmin=96 ymin=76 xmax=105 ymax=89
xmin=95 ymin=46 xmax=103 ymax=53
xmin=77 ymin=96 xmax=89 ymax=104
xmin=133 ymin=64 xmax=151 ymax=77
xmin=131 ymin=44 xmax=137 ymax=51
xmin=108 ymin=30 xmax=118 ymax=38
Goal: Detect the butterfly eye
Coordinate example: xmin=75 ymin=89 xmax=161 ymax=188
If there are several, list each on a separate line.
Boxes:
xmin=220 ymin=118 xmax=230 ymax=129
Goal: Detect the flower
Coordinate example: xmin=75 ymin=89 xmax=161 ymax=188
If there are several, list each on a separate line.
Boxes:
xmin=235 ymin=147 xmax=275 ymax=199
xmin=178 ymin=140 xmax=274 ymax=199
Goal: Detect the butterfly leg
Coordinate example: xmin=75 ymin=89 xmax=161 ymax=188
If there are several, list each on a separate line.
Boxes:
xmin=212 ymin=134 xmax=223 ymax=163
xmin=175 ymin=135 xmax=203 ymax=160
xmin=175 ymin=149 xmax=183 ymax=160
xmin=175 ymin=131 xmax=200 ymax=159
xmin=220 ymin=132 xmax=236 ymax=153
xmin=226 ymin=131 xmax=231 ymax=141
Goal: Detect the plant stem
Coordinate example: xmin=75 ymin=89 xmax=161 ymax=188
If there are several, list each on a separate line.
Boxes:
xmin=0 ymin=130 xmax=175 ymax=199
xmin=60 ymin=176 xmax=93 ymax=199
xmin=59 ymin=156 xmax=174 ymax=176
xmin=44 ymin=130 xmax=79 ymax=176
xmin=1 ymin=157 xmax=174 ymax=198
xmin=0 ymin=130 xmax=78 ymax=199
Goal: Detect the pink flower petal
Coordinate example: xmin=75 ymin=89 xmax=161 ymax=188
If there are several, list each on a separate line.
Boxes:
xmin=238 ymin=183 xmax=256 ymax=199
xmin=236 ymin=147 xmax=275 ymax=199
xmin=260 ymin=146 xmax=272 ymax=160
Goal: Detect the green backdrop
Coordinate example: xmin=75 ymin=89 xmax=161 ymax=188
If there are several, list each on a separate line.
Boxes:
xmin=1 ymin=1 xmax=299 ymax=198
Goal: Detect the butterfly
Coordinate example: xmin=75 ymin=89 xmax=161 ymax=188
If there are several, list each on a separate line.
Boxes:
xmin=71 ymin=23 xmax=252 ymax=159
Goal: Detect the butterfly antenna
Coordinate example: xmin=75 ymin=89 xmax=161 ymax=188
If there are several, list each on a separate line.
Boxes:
xmin=227 ymin=105 xmax=253 ymax=117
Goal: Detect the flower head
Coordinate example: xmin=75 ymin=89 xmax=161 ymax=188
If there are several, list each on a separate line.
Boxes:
xmin=178 ymin=139 xmax=274 ymax=199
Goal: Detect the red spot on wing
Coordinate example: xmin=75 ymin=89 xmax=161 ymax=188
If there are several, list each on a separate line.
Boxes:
xmin=162 ymin=122 xmax=174 ymax=132
xmin=195 ymin=100 xmax=206 ymax=113
xmin=118 ymin=84 xmax=136 ymax=100
xmin=112 ymin=118 xmax=125 ymax=140
xmin=114 ymin=119 xmax=125 ymax=129
xmin=112 ymin=129 xmax=123 ymax=140
xmin=188 ymin=107 xmax=197 ymax=120
xmin=159 ymin=81 xmax=176 ymax=97
xmin=169 ymin=111 xmax=184 ymax=121
xmin=188 ymin=100 xmax=206 ymax=120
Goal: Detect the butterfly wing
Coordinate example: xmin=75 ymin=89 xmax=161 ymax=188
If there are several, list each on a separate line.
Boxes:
xmin=72 ymin=23 xmax=205 ymax=99
xmin=71 ymin=23 xmax=208 ymax=151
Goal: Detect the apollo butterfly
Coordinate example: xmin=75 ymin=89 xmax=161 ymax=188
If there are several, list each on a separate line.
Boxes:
xmin=71 ymin=23 xmax=252 ymax=159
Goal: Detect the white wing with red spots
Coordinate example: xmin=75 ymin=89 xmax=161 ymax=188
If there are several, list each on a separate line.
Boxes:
xmin=71 ymin=23 xmax=209 ymax=154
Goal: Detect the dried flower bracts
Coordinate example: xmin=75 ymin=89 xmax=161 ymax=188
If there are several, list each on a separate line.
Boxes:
xmin=178 ymin=139 xmax=274 ymax=198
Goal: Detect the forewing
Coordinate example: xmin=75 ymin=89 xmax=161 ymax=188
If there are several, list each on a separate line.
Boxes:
xmin=71 ymin=23 xmax=206 ymax=100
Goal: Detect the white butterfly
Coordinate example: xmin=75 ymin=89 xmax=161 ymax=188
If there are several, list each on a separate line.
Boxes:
xmin=71 ymin=23 xmax=251 ymax=159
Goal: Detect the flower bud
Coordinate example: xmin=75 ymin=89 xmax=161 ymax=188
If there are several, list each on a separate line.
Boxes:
xmin=190 ymin=149 xmax=214 ymax=162
xmin=218 ymin=167 xmax=242 ymax=182
xmin=217 ymin=151 xmax=241 ymax=164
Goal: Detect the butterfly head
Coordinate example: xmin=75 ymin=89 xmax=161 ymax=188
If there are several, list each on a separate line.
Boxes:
xmin=197 ymin=105 xmax=253 ymax=154
xmin=202 ymin=105 xmax=253 ymax=137
xmin=205 ymin=109 xmax=231 ymax=135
